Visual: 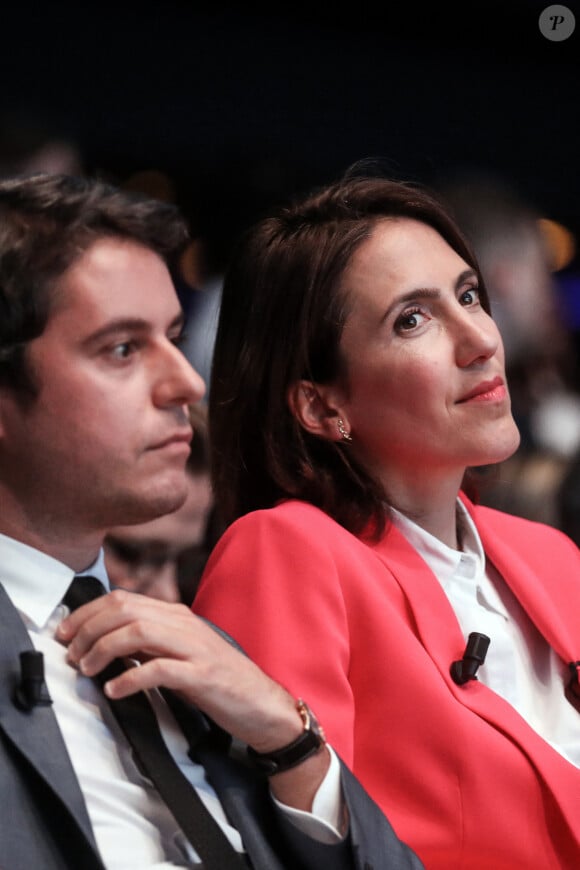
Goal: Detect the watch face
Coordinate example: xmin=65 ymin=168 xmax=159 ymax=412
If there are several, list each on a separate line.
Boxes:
xmin=297 ymin=699 xmax=327 ymax=743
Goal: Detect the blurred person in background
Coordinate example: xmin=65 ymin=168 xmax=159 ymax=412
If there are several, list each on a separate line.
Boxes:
xmin=179 ymin=236 xmax=223 ymax=391
xmin=440 ymin=171 xmax=580 ymax=526
xmin=105 ymin=404 xmax=216 ymax=604
xmin=556 ymin=449 xmax=580 ymax=547
xmin=0 ymin=112 xmax=84 ymax=176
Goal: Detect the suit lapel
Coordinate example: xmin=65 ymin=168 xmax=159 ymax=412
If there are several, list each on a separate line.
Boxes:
xmin=0 ymin=583 xmax=102 ymax=857
xmin=167 ymin=693 xmax=285 ymax=870
xmin=197 ymin=743 xmax=286 ymax=870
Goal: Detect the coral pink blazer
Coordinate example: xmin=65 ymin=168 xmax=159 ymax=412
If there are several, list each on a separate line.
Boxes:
xmin=194 ymin=496 xmax=580 ymax=869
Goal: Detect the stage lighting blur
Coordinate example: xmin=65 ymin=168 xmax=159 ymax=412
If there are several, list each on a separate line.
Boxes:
xmin=538 ymin=218 xmax=576 ymax=272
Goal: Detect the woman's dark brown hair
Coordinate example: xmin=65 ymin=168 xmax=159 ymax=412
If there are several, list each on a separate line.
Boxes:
xmin=209 ymin=168 xmax=489 ymax=536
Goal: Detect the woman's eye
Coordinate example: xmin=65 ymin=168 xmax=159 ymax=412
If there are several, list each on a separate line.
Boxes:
xmin=460 ymin=286 xmax=480 ymax=306
xmin=395 ymin=308 xmax=426 ymax=332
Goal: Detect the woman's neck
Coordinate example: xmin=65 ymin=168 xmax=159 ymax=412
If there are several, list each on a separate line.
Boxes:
xmin=384 ymin=471 xmax=464 ymax=549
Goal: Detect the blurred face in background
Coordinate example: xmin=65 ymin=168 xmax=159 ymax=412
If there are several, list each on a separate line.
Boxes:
xmin=104 ymin=469 xmax=213 ymax=603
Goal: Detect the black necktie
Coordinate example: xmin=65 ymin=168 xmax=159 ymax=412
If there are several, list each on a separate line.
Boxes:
xmin=64 ymin=575 xmax=248 ymax=869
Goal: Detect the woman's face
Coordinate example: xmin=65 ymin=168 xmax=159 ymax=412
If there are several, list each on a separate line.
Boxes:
xmin=333 ymin=218 xmax=521 ymax=492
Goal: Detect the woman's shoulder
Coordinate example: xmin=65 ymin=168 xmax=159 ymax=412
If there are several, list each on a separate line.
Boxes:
xmin=232 ymin=498 xmax=352 ymax=532
xmin=202 ymin=500 xmax=374 ymax=590
xmin=216 ymin=499 xmax=367 ymax=558
xmin=467 ymin=496 xmax=578 ymax=548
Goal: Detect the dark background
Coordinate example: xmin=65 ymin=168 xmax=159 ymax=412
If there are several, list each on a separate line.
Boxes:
xmin=2 ymin=0 xmax=579 ymax=277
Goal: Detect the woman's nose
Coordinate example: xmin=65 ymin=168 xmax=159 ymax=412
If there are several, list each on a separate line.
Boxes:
xmin=454 ymin=310 xmax=500 ymax=368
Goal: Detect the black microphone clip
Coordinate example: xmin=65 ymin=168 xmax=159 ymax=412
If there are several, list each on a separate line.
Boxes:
xmin=450 ymin=632 xmax=490 ymax=685
xmin=565 ymin=660 xmax=580 ymax=707
xmin=14 ymin=650 xmax=53 ymax=711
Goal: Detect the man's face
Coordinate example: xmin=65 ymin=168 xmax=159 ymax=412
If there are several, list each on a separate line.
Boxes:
xmin=0 ymin=237 xmax=205 ymax=540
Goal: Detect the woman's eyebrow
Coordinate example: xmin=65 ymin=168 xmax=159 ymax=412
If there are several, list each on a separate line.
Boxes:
xmin=381 ymin=288 xmax=440 ymax=323
xmin=381 ymin=269 xmax=477 ymax=322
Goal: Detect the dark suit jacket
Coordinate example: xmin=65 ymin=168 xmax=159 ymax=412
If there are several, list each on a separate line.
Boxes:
xmin=0 ymin=584 xmax=423 ymax=870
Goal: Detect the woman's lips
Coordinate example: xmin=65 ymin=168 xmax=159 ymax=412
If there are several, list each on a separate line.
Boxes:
xmin=457 ymin=377 xmax=506 ymax=403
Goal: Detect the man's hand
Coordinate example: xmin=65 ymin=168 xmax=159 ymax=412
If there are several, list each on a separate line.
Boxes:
xmin=56 ymin=589 xmax=332 ymax=811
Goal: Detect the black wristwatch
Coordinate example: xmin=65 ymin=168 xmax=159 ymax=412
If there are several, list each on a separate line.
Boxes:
xmin=246 ymin=699 xmax=327 ymax=775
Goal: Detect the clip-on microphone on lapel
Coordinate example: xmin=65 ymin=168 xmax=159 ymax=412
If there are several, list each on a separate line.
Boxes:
xmin=566 ymin=660 xmax=580 ymax=708
xmin=451 ymin=632 xmax=490 ymax=685
xmin=13 ymin=650 xmax=53 ymax=711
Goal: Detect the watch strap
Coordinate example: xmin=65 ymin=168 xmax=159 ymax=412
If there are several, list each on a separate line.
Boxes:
xmin=246 ymin=699 xmax=326 ymax=775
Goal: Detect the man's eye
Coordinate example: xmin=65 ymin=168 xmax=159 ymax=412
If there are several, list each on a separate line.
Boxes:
xmin=110 ymin=342 xmax=135 ymax=359
xmin=170 ymin=331 xmax=187 ymax=348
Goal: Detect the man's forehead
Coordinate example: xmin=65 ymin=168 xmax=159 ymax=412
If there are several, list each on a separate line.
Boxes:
xmin=49 ymin=236 xmax=180 ymax=324
xmin=58 ymin=236 xmax=168 ymax=287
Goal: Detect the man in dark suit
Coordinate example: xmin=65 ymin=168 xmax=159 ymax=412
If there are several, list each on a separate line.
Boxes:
xmin=0 ymin=172 xmax=423 ymax=869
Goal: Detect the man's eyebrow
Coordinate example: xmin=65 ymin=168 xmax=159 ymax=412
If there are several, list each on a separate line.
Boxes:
xmin=83 ymin=312 xmax=185 ymax=345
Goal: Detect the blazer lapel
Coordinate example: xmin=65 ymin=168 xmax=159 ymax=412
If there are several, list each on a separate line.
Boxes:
xmin=469 ymin=502 xmax=580 ymax=659
xmin=0 ymin=583 xmax=102 ymax=858
xmin=373 ymin=509 xmax=580 ymax=845
xmin=372 ymin=522 xmax=468 ymax=676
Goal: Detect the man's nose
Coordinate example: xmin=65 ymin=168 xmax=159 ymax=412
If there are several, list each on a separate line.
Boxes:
xmin=154 ymin=342 xmax=206 ymax=407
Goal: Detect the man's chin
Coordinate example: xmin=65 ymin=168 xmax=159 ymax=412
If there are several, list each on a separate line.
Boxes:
xmin=113 ymin=482 xmax=189 ymax=526
xmin=146 ymin=487 xmax=189 ymax=520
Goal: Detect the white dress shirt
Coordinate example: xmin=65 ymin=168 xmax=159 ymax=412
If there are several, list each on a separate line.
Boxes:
xmin=390 ymin=501 xmax=580 ymax=767
xmin=0 ymin=533 xmax=343 ymax=869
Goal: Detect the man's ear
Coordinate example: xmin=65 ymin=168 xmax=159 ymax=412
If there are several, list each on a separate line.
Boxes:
xmin=287 ymin=380 xmax=349 ymax=442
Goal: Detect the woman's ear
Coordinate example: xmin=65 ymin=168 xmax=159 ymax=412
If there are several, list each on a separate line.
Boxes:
xmin=287 ymin=380 xmax=349 ymax=442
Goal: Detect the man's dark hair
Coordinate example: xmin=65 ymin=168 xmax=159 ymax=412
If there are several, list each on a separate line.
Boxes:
xmin=0 ymin=172 xmax=189 ymax=395
xmin=210 ymin=168 xmax=489 ymax=538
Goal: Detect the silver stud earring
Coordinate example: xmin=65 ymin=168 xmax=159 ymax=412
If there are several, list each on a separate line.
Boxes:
xmin=337 ymin=418 xmax=352 ymax=442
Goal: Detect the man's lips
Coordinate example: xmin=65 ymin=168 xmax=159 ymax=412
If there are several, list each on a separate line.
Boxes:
xmin=150 ymin=430 xmax=193 ymax=449
xmin=456 ymin=376 xmax=506 ymax=403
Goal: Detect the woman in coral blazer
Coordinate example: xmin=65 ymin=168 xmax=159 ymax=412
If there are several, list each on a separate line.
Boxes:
xmin=193 ymin=169 xmax=580 ymax=868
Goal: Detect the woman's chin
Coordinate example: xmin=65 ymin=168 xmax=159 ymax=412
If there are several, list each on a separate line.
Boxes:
xmin=479 ymin=423 xmax=522 ymax=467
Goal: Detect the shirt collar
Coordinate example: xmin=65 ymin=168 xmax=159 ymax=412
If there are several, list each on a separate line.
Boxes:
xmin=0 ymin=533 xmax=110 ymax=630
xmin=389 ymin=499 xmax=486 ymax=590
